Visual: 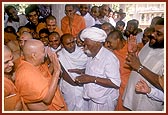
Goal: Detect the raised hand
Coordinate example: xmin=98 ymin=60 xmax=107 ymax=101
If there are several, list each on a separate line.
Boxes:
xmin=127 ymin=35 xmax=138 ymax=53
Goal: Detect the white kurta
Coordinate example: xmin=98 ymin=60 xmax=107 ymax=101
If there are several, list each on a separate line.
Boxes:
xmin=58 ymin=46 xmax=89 ymax=111
xmin=83 ymin=46 xmax=121 ymax=111
xmin=123 ymin=42 xmax=164 ymax=111
xmin=83 ymin=12 xmax=95 ymax=27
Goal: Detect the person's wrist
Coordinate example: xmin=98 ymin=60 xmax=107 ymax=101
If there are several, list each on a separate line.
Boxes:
xmin=92 ymin=77 xmax=97 ymax=83
xmin=137 ymin=65 xmax=144 ymax=73
xmin=94 ymin=77 xmax=97 ymax=84
xmin=147 ymin=87 xmax=151 ymax=94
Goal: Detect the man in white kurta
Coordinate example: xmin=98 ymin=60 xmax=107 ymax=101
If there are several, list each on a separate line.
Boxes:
xmin=76 ymin=27 xmax=121 ymax=111
xmin=84 ymin=46 xmax=121 ymax=111
xmin=123 ymin=42 xmax=164 ymax=111
xmin=123 ymin=18 xmax=164 ymax=111
xmin=58 ymin=34 xmax=89 ymax=111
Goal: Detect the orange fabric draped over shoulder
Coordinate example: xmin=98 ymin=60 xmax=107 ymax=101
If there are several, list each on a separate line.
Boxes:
xmin=113 ymin=43 xmax=132 ymax=111
xmin=38 ymin=62 xmax=68 ymax=110
xmin=61 ymin=14 xmax=86 ymax=38
xmin=4 ymin=77 xmax=17 ymax=97
xmin=15 ymin=58 xmax=67 ymax=111
xmin=4 ymin=77 xmax=20 ymax=111
xmin=15 ymin=60 xmax=49 ymax=103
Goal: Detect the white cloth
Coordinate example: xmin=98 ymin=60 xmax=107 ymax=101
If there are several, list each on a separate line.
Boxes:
xmin=109 ymin=17 xmax=116 ymax=27
xmin=83 ymin=46 xmax=121 ymax=111
xmin=58 ymin=46 xmax=89 ymax=111
xmin=83 ymin=12 xmax=95 ymax=28
xmin=147 ymin=87 xmax=164 ymax=102
xmin=123 ymin=42 xmax=164 ymax=111
xmin=136 ymin=32 xmax=143 ymax=43
xmin=95 ymin=18 xmax=101 ymax=25
xmin=50 ymin=45 xmax=61 ymax=53
xmin=80 ymin=27 xmax=107 ymax=42
xmin=98 ymin=15 xmax=109 ymax=24
xmin=6 ymin=14 xmax=28 ymax=32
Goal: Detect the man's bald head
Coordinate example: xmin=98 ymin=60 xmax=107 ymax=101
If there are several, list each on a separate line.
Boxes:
xmin=19 ymin=32 xmax=33 ymax=50
xmin=19 ymin=32 xmax=33 ymax=40
xmin=23 ymin=39 xmax=45 ymax=66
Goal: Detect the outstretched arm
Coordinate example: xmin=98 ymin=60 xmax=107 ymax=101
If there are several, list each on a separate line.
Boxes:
xmin=75 ymin=74 xmax=119 ymax=89
xmin=60 ymin=64 xmax=78 ymax=86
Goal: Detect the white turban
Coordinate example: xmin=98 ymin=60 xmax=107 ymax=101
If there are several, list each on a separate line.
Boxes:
xmin=80 ymin=27 xmax=107 ymax=42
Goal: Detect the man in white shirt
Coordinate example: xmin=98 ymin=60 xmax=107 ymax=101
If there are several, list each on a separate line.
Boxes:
xmin=58 ymin=33 xmax=89 ymax=111
xmin=74 ymin=27 xmax=121 ymax=111
xmin=79 ymin=4 xmax=95 ymax=27
xmin=123 ymin=18 xmax=164 ymax=111
xmin=5 ymin=5 xmax=28 ymax=32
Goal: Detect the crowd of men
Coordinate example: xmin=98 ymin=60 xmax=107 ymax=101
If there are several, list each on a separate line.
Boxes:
xmin=3 ymin=4 xmax=164 ymax=111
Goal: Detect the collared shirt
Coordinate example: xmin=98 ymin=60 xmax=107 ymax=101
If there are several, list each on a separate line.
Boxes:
xmin=83 ymin=46 xmax=121 ymax=104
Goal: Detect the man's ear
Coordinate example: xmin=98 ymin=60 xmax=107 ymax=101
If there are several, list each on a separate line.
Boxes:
xmin=26 ymin=16 xmax=30 ymax=21
xmin=61 ymin=43 xmax=64 ymax=48
xmin=16 ymin=32 xmax=20 ymax=37
xmin=31 ymin=52 xmax=36 ymax=60
xmin=95 ymin=41 xmax=101 ymax=46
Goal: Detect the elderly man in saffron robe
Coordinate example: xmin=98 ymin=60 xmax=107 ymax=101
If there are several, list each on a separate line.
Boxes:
xmin=15 ymin=39 xmax=67 ymax=111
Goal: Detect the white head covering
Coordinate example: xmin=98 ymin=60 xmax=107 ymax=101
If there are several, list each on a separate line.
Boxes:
xmin=80 ymin=27 xmax=107 ymax=42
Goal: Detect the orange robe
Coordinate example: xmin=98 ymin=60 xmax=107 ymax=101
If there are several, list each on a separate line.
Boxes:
xmin=36 ymin=22 xmax=47 ymax=34
xmin=37 ymin=22 xmax=63 ymax=37
xmin=15 ymin=58 xmax=67 ymax=111
xmin=113 ymin=43 xmax=132 ymax=111
xmin=54 ymin=26 xmax=63 ymax=37
xmin=61 ymin=14 xmax=86 ymax=38
xmin=4 ymin=76 xmax=20 ymax=111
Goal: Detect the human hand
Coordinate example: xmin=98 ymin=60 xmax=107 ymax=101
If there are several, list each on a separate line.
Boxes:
xmin=75 ymin=74 xmax=95 ymax=85
xmin=125 ymin=52 xmax=141 ymax=71
xmin=135 ymin=79 xmax=151 ymax=94
xmin=128 ymin=35 xmax=138 ymax=53
xmin=47 ymin=49 xmax=60 ymax=74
